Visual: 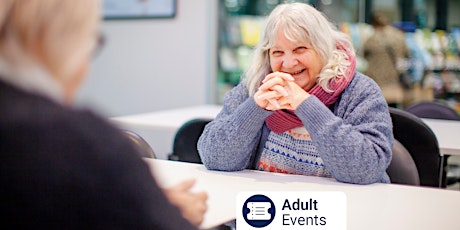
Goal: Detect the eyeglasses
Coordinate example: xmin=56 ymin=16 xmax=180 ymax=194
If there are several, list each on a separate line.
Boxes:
xmin=92 ymin=32 xmax=106 ymax=58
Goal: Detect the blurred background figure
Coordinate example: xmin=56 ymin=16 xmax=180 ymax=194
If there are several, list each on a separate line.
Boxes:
xmin=0 ymin=0 xmax=206 ymax=228
xmin=363 ymin=12 xmax=411 ymax=108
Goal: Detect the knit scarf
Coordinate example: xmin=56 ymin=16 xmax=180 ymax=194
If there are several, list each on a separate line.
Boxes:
xmin=265 ymin=43 xmax=356 ymax=134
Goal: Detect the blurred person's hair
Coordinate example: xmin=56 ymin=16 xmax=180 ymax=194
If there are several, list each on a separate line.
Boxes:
xmin=244 ymin=2 xmax=354 ymax=94
xmin=0 ymin=0 xmax=99 ymax=82
xmin=370 ymin=12 xmax=389 ymax=28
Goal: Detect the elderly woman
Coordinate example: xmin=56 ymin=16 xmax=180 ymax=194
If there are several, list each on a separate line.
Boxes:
xmin=198 ymin=2 xmax=393 ymax=184
xmin=0 ymin=0 xmax=206 ymax=228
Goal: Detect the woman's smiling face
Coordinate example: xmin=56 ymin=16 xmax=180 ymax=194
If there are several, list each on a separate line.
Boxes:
xmin=269 ymin=30 xmax=323 ymax=91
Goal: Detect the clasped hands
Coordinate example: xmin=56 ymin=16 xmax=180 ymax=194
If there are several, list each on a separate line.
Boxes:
xmin=255 ymin=72 xmax=310 ymax=111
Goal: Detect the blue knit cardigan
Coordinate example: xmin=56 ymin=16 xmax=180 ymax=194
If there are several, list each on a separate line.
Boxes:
xmin=198 ymin=72 xmax=393 ymax=184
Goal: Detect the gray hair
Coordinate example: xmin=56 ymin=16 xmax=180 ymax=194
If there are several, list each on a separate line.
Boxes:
xmin=0 ymin=0 xmax=100 ymax=82
xmin=244 ymin=2 xmax=354 ymax=95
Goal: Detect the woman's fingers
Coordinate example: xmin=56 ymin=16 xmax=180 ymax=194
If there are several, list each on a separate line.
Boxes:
xmin=256 ymin=72 xmax=301 ymax=110
xmin=271 ymin=84 xmax=288 ymax=96
xmin=256 ymin=90 xmax=281 ymax=101
xmin=259 ymin=77 xmax=285 ymax=91
xmin=262 ymin=72 xmax=294 ymax=83
xmin=259 ymin=72 xmax=294 ymax=90
xmin=268 ymin=99 xmax=280 ymax=109
xmin=277 ymin=97 xmax=295 ymax=110
xmin=256 ymin=85 xmax=288 ymax=110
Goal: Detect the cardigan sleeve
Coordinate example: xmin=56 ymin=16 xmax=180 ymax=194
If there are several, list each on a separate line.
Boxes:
xmin=295 ymin=73 xmax=393 ymax=184
xmin=197 ymin=82 xmax=272 ymax=171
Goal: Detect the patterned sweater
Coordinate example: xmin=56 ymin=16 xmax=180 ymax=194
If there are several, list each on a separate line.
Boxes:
xmin=257 ymin=126 xmax=333 ymax=177
xmin=198 ymin=72 xmax=393 ymax=184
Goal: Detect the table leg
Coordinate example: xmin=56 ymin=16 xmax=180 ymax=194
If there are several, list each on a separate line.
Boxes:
xmin=439 ymin=155 xmax=445 ymax=188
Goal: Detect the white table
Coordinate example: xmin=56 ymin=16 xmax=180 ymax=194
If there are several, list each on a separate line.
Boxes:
xmin=145 ymin=159 xmax=460 ymax=230
xmin=111 ymin=105 xmax=460 ymax=159
xmin=422 ymin=118 xmax=460 ymax=156
xmin=110 ymin=105 xmax=222 ymax=159
xmin=421 ymin=118 xmax=460 ymax=187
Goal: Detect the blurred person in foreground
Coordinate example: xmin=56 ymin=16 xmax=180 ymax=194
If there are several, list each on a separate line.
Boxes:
xmin=198 ymin=2 xmax=393 ymax=185
xmin=363 ymin=12 xmax=411 ymax=107
xmin=0 ymin=0 xmax=206 ymax=228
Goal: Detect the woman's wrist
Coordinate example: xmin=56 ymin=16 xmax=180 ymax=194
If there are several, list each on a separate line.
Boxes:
xmin=291 ymin=92 xmax=310 ymax=110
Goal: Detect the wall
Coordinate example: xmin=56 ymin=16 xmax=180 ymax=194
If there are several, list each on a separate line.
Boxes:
xmin=76 ymin=0 xmax=217 ymax=117
xmin=449 ymin=0 xmax=460 ymax=28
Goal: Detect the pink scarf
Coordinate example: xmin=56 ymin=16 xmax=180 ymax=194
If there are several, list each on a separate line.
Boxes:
xmin=265 ymin=43 xmax=356 ymax=133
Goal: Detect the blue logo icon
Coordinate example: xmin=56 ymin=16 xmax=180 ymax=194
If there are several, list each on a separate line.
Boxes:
xmin=242 ymin=194 xmax=276 ymax=228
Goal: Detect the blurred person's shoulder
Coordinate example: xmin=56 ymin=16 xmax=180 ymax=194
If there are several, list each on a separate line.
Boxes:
xmin=0 ymin=78 xmax=133 ymax=162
